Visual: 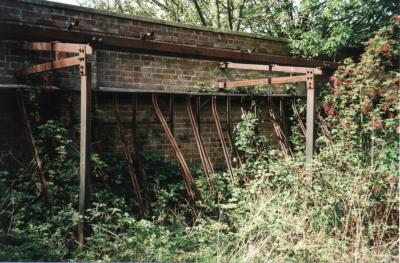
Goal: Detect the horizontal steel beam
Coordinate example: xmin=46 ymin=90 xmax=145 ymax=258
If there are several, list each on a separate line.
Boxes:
xmin=18 ymin=56 xmax=81 ymax=75
xmin=0 ymin=84 xmax=305 ymax=97
xmin=220 ymin=62 xmax=322 ymax=75
xmin=0 ymin=23 xmax=337 ymax=69
xmin=219 ymin=75 xmax=308 ymax=89
xmin=22 ymin=41 xmax=93 ymax=54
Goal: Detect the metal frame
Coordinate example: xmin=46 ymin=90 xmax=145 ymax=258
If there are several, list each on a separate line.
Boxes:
xmin=0 ymin=23 xmax=336 ymax=69
xmin=226 ymin=96 xmax=242 ymax=166
xmin=13 ymin=33 xmax=322 ymax=242
xmin=112 ymin=94 xmax=145 ymax=218
xmin=186 ymin=96 xmax=215 ymax=192
xmin=152 ymin=94 xmax=202 ymax=202
xmin=131 ymin=94 xmax=151 ymax=211
xmin=267 ymin=97 xmax=293 ymax=157
xmin=220 ymin=62 xmax=323 ymax=75
xmin=16 ymin=93 xmax=53 ymax=214
xmin=211 ymin=96 xmax=234 ymax=180
xmin=18 ymin=41 xmax=92 ymax=245
xmin=219 ymin=62 xmax=317 ymax=162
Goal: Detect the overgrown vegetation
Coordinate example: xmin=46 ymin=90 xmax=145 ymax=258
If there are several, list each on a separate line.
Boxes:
xmin=0 ymin=17 xmax=399 ymax=263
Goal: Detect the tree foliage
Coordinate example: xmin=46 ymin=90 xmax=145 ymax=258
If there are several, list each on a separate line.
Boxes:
xmin=80 ymin=0 xmax=398 ymax=58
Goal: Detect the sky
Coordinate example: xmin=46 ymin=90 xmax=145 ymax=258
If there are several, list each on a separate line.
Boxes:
xmin=48 ymin=0 xmax=79 ymax=6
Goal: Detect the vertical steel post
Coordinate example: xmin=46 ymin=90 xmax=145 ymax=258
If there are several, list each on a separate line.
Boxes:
xmin=305 ymin=70 xmax=315 ymax=163
xmin=78 ymin=48 xmax=91 ymax=245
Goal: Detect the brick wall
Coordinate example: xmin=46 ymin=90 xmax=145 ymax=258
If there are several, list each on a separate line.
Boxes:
xmin=1 ymin=0 xmax=289 ymax=55
xmin=0 ymin=0 xmax=299 ymax=169
xmin=92 ymin=94 xmax=282 ymax=169
xmin=0 ymin=91 xmax=29 ymax=159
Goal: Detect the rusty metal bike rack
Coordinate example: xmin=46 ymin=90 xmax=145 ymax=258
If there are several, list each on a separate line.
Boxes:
xmin=112 ymin=94 xmax=145 ymax=218
xmin=211 ymin=96 xmax=234 ymax=180
xmin=152 ymin=94 xmax=201 ymax=201
xmin=186 ymin=96 xmax=215 ymax=192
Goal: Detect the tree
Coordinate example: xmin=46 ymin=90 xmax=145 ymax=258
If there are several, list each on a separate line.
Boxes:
xmin=288 ymin=0 xmax=399 ymax=59
xmin=79 ymin=0 xmax=398 ymax=59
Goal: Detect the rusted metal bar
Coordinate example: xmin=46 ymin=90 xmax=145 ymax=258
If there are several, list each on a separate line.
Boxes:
xmin=22 ymin=41 xmax=93 ymax=54
xmin=0 ymin=23 xmax=338 ymax=69
xmin=152 ymin=94 xmax=201 ymax=201
xmin=140 ymin=31 xmax=155 ymax=40
xmin=226 ymin=96 xmax=242 ymax=166
xmin=240 ymin=96 xmax=245 ymax=116
xmin=291 ymin=98 xmax=306 ymax=138
xmin=19 ymin=56 xmax=81 ymax=75
xmin=16 ymin=93 xmax=53 ymax=214
xmin=195 ymin=96 xmax=201 ymax=132
xmin=93 ymin=86 xmax=302 ymax=97
xmin=279 ymin=98 xmax=284 ymax=126
xmin=218 ymin=75 xmax=308 ymax=89
xmin=55 ymin=51 xmax=69 ymax=61
xmin=78 ymin=60 xmax=91 ymax=245
xmin=219 ymin=62 xmax=323 ymax=75
xmin=305 ymin=71 xmax=315 ymax=162
xmin=186 ymin=96 xmax=215 ymax=192
xmin=317 ymin=109 xmax=334 ymax=146
xmin=279 ymin=97 xmax=290 ymax=136
xmin=132 ymin=94 xmax=151 ymax=211
xmin=267 ymin=97 xmax=293 ymax=157
xmin=211 ymin=96 xmax=233 ymax=179
xmin=169 ymin=95 xmax=174 ymax=135
xmin=112 ymin=94 xmax=145 ymax=218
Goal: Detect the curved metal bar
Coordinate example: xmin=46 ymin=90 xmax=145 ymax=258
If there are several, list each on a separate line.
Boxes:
xmin=226 ymin=96 xmax=242 ymax=166
xmin=16 ymin=92 xmax=53 ymax=215
xmin=291 ymin=97 xmax=306 ymax=137
xmin=132 ymin=94 xmax=152 ymax=211
xmin=211 ymin=96 xmax=233 ymax=179
xmin=186 ymin=96 xmax=215 ymax=192
xmin=112 ymin=94 xmax=145 ymax=218
xmin=267 ymin=97 xmax=293 ymax=157
xmin=152 ymin=94 xmax=202 ymax=201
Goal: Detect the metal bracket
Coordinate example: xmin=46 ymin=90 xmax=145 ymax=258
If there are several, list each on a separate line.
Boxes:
xmin=306 ymin=70 xmax=314 ymax=89
xmin=79 ymin=47 xmax=86 ymax=76
xmin=19 ymin=42 xmax=92 ymax=76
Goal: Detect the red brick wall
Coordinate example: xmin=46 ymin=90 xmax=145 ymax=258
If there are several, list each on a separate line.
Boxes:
xmin=0 ymin=0 xmax=297 ymax=169
xmin=0 ymin=0 xmax=289 ymax=55
xmin=96 ymin=50 xmax=291 ymax=92
xmin=92 ymin=94 xmax=282 ymax=168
